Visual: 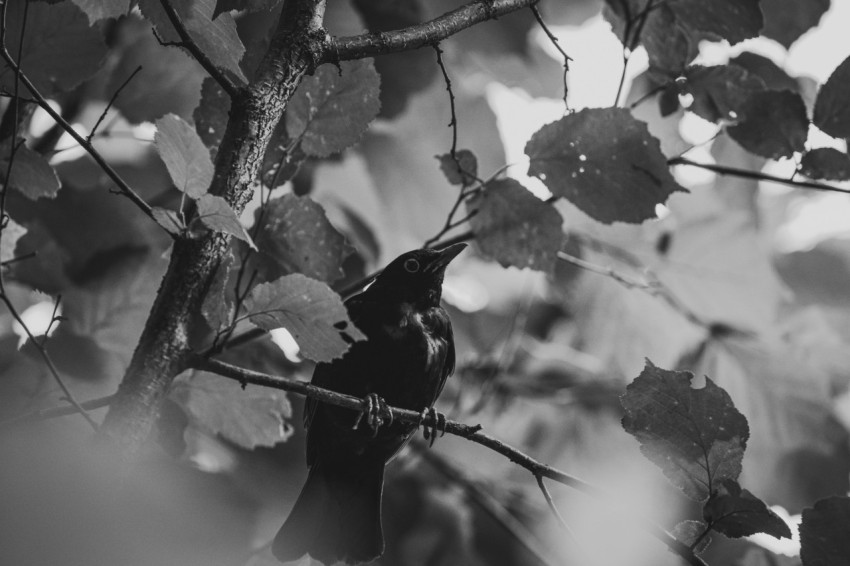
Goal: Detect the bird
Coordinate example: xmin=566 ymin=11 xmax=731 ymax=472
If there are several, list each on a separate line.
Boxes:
xmin=272 ymin=243 xmax=467 ymax=565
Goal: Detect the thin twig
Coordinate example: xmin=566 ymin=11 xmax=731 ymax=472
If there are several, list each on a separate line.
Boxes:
xmin=87 ymin=65 xmax=142 ymax=144
xmin=530 ymin=5 xmax=570 ymax=112
xmin=0 ymin=394 xmax=114 ymax=429
xmin=0 ymin=249 xmax=35 ymax=267
xmin=192 ymin=356 xmax=708 ymax=566
xmin=535 ymin=475 xmax=577 ymax=541
xmin=669 ymin=157 xmax=850 ymax=195
xmin=157 ymin=0 xmax=242 ymax=98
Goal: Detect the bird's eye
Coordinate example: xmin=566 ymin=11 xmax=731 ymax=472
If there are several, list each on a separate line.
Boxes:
xmin=403 ymin=258 xmax=420 ymax=273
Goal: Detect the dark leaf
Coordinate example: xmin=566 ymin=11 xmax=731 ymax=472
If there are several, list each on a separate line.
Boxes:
xmin=151 ymin=207 xmax=186 ymax=236
xmin=139 ymin=0 xmax=247 ymax=83
xmin=437 ymin=149 xmax=478 ymax=185
xmin=194 ymin=194 xmax=257 ymax=250
xmin=285 ymin=59 xmax=381 ymax=157
xmin=0 ymin=145 xmax=61 ymax=200
xmin=244 ymin=274 xmax=366 ymax=362
xmin=172 ymin=369 xmax=293 ymax=449
xmin=604 ymin=2 xmax=695 ymax=74
xmin=671 ymin=520 xmax=711 ymax=554
xmin=760 ymin=0 xmax=830 ymax=49
xmin=727 ymin=90 xmax=809 ymax=159
xmin=213 ymin=0 xmax=281 ymax=19
xmin=109 ymin=16 xmax=205 ymax=123
xmin=800 ymin=147 xmax=850 ymax=181
xmin=193 ymin=77 xmax=230 ymax=159
xmin=621 ymin=360 xmax=750 ymax=501
xmin=800 ymin=496 xmax=850 ymax=566
xmin=0 ymin=218 xmax=26 ymax=264
xmin=703 ymin=479 xmax=792 ymax=539
xmin=254 ymin=193 xmax=351 ymax=283
xmin=155 ymin=114 xmax=215 ymax=198
xmin=0 ymin=1 xmax=106 ymax=96
xmin=683 ymin=64 xmax=767 ymax=123
xmin=673 ymin=0 xmax=763 ymax=45
xmin=525 ymin=107 xmax=685 ymax=223
xmin=814 ymin=55 xmax=850 ymax=139
xmin=730 ymin=52 xmax=800 ymax=93
xmin=71 ymin=0 xmax=132 ymax=23
xmin=467 ymin=179 xmax=563 ymax=273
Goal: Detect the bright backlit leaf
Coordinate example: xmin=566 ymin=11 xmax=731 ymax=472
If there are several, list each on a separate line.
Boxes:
xmin=155 ymin=114 xmax=214 ymax=198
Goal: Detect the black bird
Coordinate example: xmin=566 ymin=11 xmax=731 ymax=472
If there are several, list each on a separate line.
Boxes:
xmin=272 ymin=243 xmax=466 ymax=565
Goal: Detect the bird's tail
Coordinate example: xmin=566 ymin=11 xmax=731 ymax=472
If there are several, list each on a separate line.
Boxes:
xmin=272 ymin=457 xmax=385 ymax=565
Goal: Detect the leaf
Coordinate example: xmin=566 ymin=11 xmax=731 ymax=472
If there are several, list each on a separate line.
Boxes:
xmin=437 ymin=150 xmax=478 ymax=186
xmin=813 ymin=55 xmax=850 ymax=139
xmin=727 ymin=90 xmax=809 ymax=159
xmin=195 ymin=194 xmax=257 ymax=250
xmin=620 ymin=360 xmax=750 ymax=501
xmin=683 ymin=64 xmax=767 ymax=123
xmin=525 ymin=108 xmax=685 ymax=224
xmin=155 ymin=114 xmax=214 ymax=198
xmin=151 ymin=207 xmax=186 ymax=236
xmin=0 ymin=144 xmax=61 ymax=200
xmin=604 ymin=2 xmax=695 ymax=74
xmin=800 ymin=496 xmax=850 ymax=566
xmin=71 ymin=0 xmax=132 ymax=23
xmin=760 ymin=0 xmax=830 ymax=49
xmin=139 ymin=0 xmax=247 ymax=83
xmin=193 ymin=77 xmax=230 ymax=159
xmin=671 ymin=520 xmax=711 ymax=554
xmin=285 ymin=59 xmax=381 ymax=157
xmin=1 ymin=218 xmax=26 ymax=264
xmin=467 ymin=179 xmax=563 ymax=273
xmin=109 ymin=16 xmax=205 ymax=123
xmin=0 ymin=1 xmax=106 ymax=96
xmin=703 ymin=479 xmax=792 ymax=540
xmin=730 ymin=52 xmax=800 ymax=93
xmin=244 ymin=274 xmax=366 ymax=362
xmin=254 ymin=193 xmax=351 ymax=283
xmin=172 ymin=370 xmax=293 ymax=449
xmin=800 ymin=148 xmax=850 ymax=181
xmin=213 ymin=0 xmax=281 ymax=19
xmin=673 ymin=0 xmax=763 ymax=45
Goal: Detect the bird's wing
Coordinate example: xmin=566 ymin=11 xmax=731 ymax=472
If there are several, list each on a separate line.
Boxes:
xmin=432 ymin=309 xmax=456 ymax=405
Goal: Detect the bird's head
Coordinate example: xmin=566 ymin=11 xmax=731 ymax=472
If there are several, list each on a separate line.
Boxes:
xmin=369 ymin=243 xmax=467 ymax=306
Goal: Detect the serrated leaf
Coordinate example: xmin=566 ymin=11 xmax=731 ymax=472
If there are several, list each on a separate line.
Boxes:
xmin=814 ymin=55 xmax=850 ymax=139
xmin=244 ymin=274 xmax=365 ymax=362
xmin=0 ymin=1 xmax=106 ymax=96
xmin=195 ymin=194 xmax=257 ymax=250
xmin=437 ymin=150 xmax=478 ymax=185
xmin=1 ymin=218 xmax=27 ymax=264
xmin=800 ymin=496 xmax=850 ymax=566
xmin=703 ymin=479 xmax=792 ymax=540
xmin=71 ymin=0 xmax=132 ymax=23
xmin=683 ymin=64 xmax=767 ymax=123
xmin=621 ymin=360 xmax=750 ymax=501
xmin=800 ymin=148 xmax=850 ymax=181
xmin=193 ymin=77 xmax=230 ymax=159
xmin=467 ymin=179 xmax=562 ymax=272
xmin=671 ymin=520 xmax=711 ymax=554
xmin=254 ymin=193 xmax=351 ymax=283
xmin=173 ymin=370 xmax=293 ymax=449
xmin=526 ymin=108 xmax=685 ymax=224
xmin=155 ymin=114 xmax=215 ymax=198
xmin=286 ymin=59 xmax=381 ymax=157
xmin=0 ymin=144 xmax=61 ymax=200
xmin=139 ymin=0 xmax=247 ymax=83
xmin=761 ymin=0 xmax=830 ymax=49
xmin=109 ymin=16 xmax=205 ymax=123
xmin=727 ymin=90 xmax=809 ymax=159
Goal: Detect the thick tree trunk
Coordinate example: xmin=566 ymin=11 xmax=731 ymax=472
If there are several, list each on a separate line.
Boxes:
xmin=100 ymin=0 xmax=328 ymax=459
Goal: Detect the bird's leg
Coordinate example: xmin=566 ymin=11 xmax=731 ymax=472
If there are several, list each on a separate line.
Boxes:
xmin=419 ymin=406 xmax=448 ymax=447
xmin=353 ymin=393 xmax=393 ymax=438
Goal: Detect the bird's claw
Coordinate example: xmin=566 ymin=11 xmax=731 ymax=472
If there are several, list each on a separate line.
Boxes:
xmin=353 ymin=393 xmax=393 ymax=437
xmin=419 ymin=406 xmax=447 ymax=447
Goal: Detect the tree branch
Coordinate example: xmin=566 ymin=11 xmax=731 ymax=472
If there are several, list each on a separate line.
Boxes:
xmin=157 ymin=0 xmax=242 ymax=98
xmin=326 ymin=0 xmax=539 ymax=62
xmin=193 ymin=356 xmax=707 ymax=566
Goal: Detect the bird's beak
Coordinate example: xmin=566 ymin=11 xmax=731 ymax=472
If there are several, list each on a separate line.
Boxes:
xmin=427 ymin=242 xmax=467 ymax=273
